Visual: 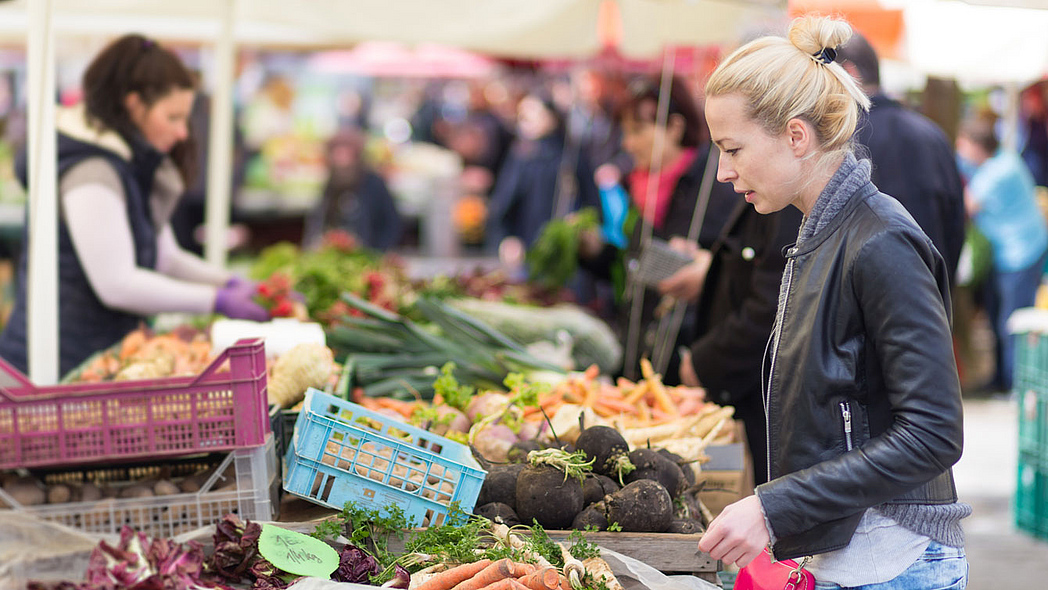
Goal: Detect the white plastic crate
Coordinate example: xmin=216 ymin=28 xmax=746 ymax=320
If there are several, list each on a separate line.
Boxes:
xmin=0 ymin=433 xmax=278 ymax=539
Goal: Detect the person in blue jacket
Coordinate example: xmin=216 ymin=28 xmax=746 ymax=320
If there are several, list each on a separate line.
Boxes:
xmin=957 ymin=115 xmax=1048 ymax=393
xmin=0 ymin=34 xmax=267 ymax=376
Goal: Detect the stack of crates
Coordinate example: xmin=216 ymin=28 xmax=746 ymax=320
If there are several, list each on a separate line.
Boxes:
xmin=0 ymin=338 xmax=279 ymax=538
xmin=1011 ymin=310 xmax=1048 ymax=540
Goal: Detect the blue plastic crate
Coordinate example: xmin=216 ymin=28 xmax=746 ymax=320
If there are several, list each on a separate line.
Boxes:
xmin=282 ymin=388 xmax=486 ymax=527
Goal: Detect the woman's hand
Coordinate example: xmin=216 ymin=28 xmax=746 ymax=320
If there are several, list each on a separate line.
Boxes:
xmin=677 ymin=347 xmax=702 ymax=388
xmin=658 ymin=248 xmax=712 ymax=302
xmin=697 ymin=494 xmax=771 ymax=568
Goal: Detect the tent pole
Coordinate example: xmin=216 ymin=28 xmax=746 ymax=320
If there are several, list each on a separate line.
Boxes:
xmin=26 ymin=0 xmax=58 ymax=384
xmin=1001 ymin=82 xmax=1021 ymax=153
xmin=204 ymin=0 xmax=238 ymax=267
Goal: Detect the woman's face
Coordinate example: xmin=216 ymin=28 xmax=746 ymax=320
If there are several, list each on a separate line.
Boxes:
xmin=516 ymin=95 xmax=557 ymax=140
xmin=126 ymin=88 xmax=194 ymax=153
xmin=705 ymin=93 xmax=805 ymax=215
xmin=620 ymin=112 xmax=659 ymax=172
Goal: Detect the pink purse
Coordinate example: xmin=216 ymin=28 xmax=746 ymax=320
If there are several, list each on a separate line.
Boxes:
xmin=733 ymin=549 xmax=814 ymax=590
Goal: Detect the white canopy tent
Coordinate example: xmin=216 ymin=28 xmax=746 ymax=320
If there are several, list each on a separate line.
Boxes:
xmin=3 ymin=0 xmax=788 ymax=382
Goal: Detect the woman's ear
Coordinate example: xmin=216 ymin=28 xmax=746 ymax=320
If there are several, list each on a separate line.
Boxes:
xmin=123 ymin=92 xmax=143 ymax=118
xmin=785 ymin=118 xmax=813 ymax=156
xmin=667 ymin=113 xmax=687 ymax=144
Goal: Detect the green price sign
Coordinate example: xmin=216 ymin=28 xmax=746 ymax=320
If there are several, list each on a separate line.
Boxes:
xmin=258 ymin=524 xmax=339 ymax=578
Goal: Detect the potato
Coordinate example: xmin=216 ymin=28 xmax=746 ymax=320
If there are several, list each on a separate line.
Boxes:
xmin=3 ymin=476 xmax=46 ymax=506
xmin=47 ymin=484 xmax=73 ymax=504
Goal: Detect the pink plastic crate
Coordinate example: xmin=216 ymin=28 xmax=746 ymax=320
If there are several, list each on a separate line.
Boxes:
xmin=0 ymin=338 xmax=269 ymax=469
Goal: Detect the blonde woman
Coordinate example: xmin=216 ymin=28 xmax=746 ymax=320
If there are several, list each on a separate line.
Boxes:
xmin=696 ymin=17 xmax=970 ymax=589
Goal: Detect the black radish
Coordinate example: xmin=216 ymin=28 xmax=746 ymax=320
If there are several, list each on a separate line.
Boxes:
xmin=606 ymin=479 xmax=673 ymax=532
xmin=576 ymin=426 xmax=635 ymax=482
xmin=474 ymin=502 xmax=521 ymax=526
xmin=572 ymin=502 xmax=609 ymax=531
xmin=515 ymin=464 xmax=585 ymax=529
xmin=582 ymin=474 xmax=619 ymax=506
xmin=476 ymin=463 xmax=526 ymax=510
xmin=625 ymin=448 xmax=687 ymax=498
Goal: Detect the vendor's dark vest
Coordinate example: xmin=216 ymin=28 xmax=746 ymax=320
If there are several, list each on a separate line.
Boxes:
xmin=0 ymin=133 xmax=160 ymax=376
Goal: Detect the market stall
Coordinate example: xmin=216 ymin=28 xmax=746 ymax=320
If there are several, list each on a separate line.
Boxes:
xmin=0 ymin=2 xmax=836 ymax=589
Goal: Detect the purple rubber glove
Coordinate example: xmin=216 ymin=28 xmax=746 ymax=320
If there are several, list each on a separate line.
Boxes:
xmin=224 ymin=275 xmax=259 ymax=291
xmin=214 ymin=283 xmax=270 ymax=322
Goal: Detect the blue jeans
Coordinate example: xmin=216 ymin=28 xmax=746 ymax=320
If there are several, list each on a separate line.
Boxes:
xmin=988 ymin=249 xmax=1047 ymax=391
xmin=812 ymin=542 xmax=968 ymax=590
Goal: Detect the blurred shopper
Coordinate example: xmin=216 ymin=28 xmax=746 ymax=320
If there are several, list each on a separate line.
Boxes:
xmin=957 ymin=116 xmax=1048 ymax=393
xmin=836 ymin=33 xmax=966 ymax=283
xmin=578 ymin=75 xmax=737 ymax=381
xmin=0 ymin=34 xmax=268 ymax=376
xmin=304 ymin=127 xmax=402 ymax=252
xmin=486 ymin=89 xmax=600 ymax=250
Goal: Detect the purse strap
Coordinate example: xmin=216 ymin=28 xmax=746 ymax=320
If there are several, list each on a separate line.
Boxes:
xmin=785 ymin=557 xmax=812 ymax=590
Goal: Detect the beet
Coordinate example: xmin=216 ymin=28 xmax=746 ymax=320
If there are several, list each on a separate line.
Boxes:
xmin=657 ymin=448 xmax=695 ymax=487
xmin=474 ymin=502 xmax=521 ymax=526
xmin=625 ymin=448 xmax=687 ymax=498
xmin=606 ymin=479 xmax=673 ymax=532
xmin=666 ymin=519 xmax=704 ymax=534
xmin=576 ymin=426 xmax=634 ymax=480
xmin=507 ymin=440 xmax=545 ymax=463
xmin=515 ymin=464 xmax=585 ymax=529
xmin=476 ymin=463 xmax=526 ymax=510
xmin=572 ymin=502 xmax=609 ymax=531
xmin=582 ymin=474 xmax=619 ymax=506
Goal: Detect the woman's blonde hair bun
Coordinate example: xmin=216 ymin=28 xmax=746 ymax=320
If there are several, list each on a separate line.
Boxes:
xmin=706 ymin=15 xmax=871 ymax=158
xmin=788 ymin=15 xmax=853 ymax=61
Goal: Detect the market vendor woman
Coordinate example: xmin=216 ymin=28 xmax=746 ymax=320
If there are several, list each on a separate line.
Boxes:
xmin=0 ymin=34 xmax=268 ymax=376
xmin=696 ymin=16 xmax=970 ymax=589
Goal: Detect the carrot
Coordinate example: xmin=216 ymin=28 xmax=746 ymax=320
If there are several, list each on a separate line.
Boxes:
xmin=517 ymin=567 xmax=561 ymax=590
xmin=650 ymin=379 xmax=678 ymax=416
xmin=623 ymin=381 xmax=649 ymax=405
xmin=582 ymin=364 xmax=600 ymax=380
xmin=582 ymin=383 xmax=601 ymax=408
xmin=596 ymin=396 xmax=639 ymax=414
xmin=477 ymin=579 xmax=530 ymax=590
xmin=449 ymin=559 xmax=516 ymax=590
xmin=559 ymin=575 xmax=572 ymax=590
xmin=415 ymin=559 xmax=493 ymax=590
xmin=615 ymin=376 xmax=635 ymax=390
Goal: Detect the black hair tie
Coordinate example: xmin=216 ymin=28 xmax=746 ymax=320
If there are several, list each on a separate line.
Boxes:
xmin=812 ymin=47 xmax=836 ymax=65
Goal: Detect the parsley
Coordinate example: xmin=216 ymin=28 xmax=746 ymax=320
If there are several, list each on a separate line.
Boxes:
xmin=527 ymin=521 xmax=565 ymax=569
xmin=434 ymin=362 xmax=474 ymax=411
xmin=312 ymin=501 xmax=412 ymax=570
xmin=567 ymin=528 xmax=601 ymax=561
xmin=607 ymin=522 xmax=623 ymax=532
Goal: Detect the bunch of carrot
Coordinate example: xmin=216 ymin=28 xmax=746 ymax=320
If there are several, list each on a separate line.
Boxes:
xmin=528 ymin=359 xmax=710 ymax=428
xmin=412 ymin=558 xmax=567 ymax=590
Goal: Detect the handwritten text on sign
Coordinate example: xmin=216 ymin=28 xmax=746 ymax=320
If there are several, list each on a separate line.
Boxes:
xmin=258 ymin=524 xmax=339 ymax=577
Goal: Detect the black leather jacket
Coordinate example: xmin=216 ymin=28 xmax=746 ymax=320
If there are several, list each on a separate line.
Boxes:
xmin=756 ymin=181 xmax=963 ymax=560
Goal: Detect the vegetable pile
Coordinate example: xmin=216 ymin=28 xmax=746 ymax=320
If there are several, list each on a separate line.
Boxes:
xmin=61 ymin=326 xmax=212 ymax=383
xmin=312 ymin=502 xmax=624 ymax=590
xmin=473 ymin=424 xmax=711 ymax=536
xmin=325 ymin=294 xmax=564 ymax=401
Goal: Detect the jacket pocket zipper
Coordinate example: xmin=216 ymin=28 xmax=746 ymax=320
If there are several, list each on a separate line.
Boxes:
xmin=840 ymin=401 xmax=853 ymax=451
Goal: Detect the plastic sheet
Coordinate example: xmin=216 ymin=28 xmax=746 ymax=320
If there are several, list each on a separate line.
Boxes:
xmin=0 ymin=511 xmax=104 ymax=588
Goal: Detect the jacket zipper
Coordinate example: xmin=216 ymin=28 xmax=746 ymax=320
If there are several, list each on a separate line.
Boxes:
xmin=765 ymin=253 xmax=796 ymax=483
xmin=840 ymin=401 xmax=853 ymax=451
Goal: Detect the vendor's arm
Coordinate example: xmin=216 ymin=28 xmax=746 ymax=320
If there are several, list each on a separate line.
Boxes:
xmin=64 ymin=182 xmax=218 ymax=315
xmin=156 ymin=225 xmax=231 ymax=286
xmin=756 ymin=229 xmax=964 ymax=539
